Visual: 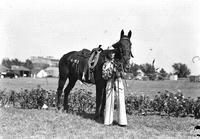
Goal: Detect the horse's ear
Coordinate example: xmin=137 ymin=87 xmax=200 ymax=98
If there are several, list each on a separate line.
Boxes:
xmin=128 ymin=30 xmax=132 ymax=38
xmin=120 ymin=29 xmax=124 ymax=38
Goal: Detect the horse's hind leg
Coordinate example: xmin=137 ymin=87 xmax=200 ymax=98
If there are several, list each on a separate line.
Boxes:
xmin=57 ymin=75 xmax=67 ymax=110
xmin=63 ymin=78 xmax=77 ymax=112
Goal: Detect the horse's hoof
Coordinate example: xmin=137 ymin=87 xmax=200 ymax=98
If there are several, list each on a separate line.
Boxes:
xmin=62 ymin=109 xmax=68 ymax=113
xmin=94 ymin=114 xmax=100 ymax=120
xmin=56 ymin=109 xmax=62 ymax=114
xmin=95 ymin=117 xmax=103 ymax=123
xmin=94 ymin=115 xmax=104 ymax=123
xmin=96 ymin=119 xmax=102 ymax=123
xmin=100 ymin=114 xmax=104 ymax=118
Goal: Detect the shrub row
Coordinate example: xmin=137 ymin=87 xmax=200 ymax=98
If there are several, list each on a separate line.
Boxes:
xmin=0 ymin=88 xmax=96 ymax=114
xmin=125 ymin=90 xmax=200 ymax=118
xmin=0 ymin=88 xmax=200 ymax=118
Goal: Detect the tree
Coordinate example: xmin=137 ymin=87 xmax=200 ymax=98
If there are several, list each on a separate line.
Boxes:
xmin=1 ymin=58 xmax=33 ymax=69
xmin=12 ymin=58 xmax=23 ymax=66
xmin=140 ymin=63 xmax=156 ymax=80
xmin=23 ymin=59 xmax=33 ymax=70
xmin=172 ymin=63 xmax=191 ymax=78
xmin=2 ymin=58 xmax=24 ymax=68
xmin=159 ymin=68 xmax=168 ymax=78
xmin=126 ymin=63 xmax=140 ymax=76
xmin=158 ymin=68 xmax=168 ymax=80
xmin=2 ymin=58 xmax=12 ymax=68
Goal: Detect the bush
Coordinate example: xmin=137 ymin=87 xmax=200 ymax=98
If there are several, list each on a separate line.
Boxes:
xmin=0 ymin=88 xmax=200 ymax=119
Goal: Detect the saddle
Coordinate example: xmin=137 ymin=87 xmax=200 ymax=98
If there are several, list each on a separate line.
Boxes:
xmin=78 ymin=45 xmax=103 ymax=82
xmin=88 ymin=45 xmax=103 ymax=69
xmin=88 ymin=45 xmax=103 ymax=82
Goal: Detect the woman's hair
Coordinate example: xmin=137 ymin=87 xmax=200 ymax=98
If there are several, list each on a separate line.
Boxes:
xmin=107 ymin=50 xmax=115 ymax=60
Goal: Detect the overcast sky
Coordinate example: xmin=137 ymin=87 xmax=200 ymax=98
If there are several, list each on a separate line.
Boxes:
xmin=0 ymin=0 xmax=200 ymax=75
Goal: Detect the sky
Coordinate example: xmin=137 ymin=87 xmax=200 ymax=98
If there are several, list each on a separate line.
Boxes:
xmin=0 ymin=0 xmax=200 ymax=75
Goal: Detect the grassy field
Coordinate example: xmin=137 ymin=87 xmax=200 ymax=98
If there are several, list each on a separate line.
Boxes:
xmin=0 ymin=78 xmax=200 ymax=138
xmin=0 ymin=107 xmax=199 ymax=138
xmin=0 ymin=77 xmax=199 ymax=98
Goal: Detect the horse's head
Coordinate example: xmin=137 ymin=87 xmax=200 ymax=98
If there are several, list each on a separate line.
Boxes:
xmin=112 ymin=30 xmax=133 ymax=71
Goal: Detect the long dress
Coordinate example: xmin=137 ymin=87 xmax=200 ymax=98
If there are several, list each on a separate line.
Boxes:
xmin=102 ymin=60 xmax=127 ymax=126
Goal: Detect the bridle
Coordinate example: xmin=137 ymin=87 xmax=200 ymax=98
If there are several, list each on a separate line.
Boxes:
xmin=115 ymin=37 xmax=132 ymax=65
xmin=110 ymin=36 xmax=132 ymax=73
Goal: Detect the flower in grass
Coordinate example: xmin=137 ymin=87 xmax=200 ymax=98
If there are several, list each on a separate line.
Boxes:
xmin=42 ymin=104 xmax=48 ymax=109
xmin=177 ymin=89 xmax=181 ymax=93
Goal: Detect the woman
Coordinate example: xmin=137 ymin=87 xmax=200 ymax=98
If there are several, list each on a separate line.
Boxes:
xmin=102 ymin=50 xmax=127 ymax=126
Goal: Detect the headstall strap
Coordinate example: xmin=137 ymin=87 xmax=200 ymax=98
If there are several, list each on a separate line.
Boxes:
xmin=120 ymin=37 xmax=130 ymax=40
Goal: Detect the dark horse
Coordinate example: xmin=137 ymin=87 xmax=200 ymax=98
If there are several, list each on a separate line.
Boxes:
xmin=56 ymin=30 xmax=133 ymax=119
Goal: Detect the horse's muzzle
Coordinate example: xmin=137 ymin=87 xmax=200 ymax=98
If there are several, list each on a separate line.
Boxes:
xmin=124 ymin=59 xmax=131 ymax=72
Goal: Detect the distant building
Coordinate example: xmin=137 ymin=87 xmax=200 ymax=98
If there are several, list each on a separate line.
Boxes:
xmin=169 ymin=75 xmax=178 ymax=81
xmin=0 ymin=65 xmax=9 ymax=72
xmin=30 ymin=56 xmax=59 ymax=67
xmin=11 ymin=65 xmax=31 ymax=77
xmin=189 ymin=75 xmax=200 ymax=82
xmin=135 ymin=69 xmax=145 ymax=80
xmin=36 ymin=69 xmax=48 ymax=78
xmin=31 ymin=67 xmax=59 ymax=78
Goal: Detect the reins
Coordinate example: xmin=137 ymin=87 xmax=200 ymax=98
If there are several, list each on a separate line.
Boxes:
xmin=114 ymin=61 xmax=130 ymax=93
xmin=113 ymin=39 xmax=131 ymax=94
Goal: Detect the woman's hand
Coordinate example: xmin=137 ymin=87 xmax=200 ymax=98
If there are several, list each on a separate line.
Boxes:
xmin=116 ymin=71 xmax=122 ymax=78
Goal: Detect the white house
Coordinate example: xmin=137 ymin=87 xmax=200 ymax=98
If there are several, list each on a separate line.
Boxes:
xmin=135 ymin=69 xmax=145 ymax=80
xmin=169 ymin=75 xmax=178 ymax=81
xmin=36 ymin=69 xmax=48 ymax=78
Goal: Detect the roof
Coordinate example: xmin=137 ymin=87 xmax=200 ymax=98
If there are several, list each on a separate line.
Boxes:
xmin=0 ymin=65 xmax=9 ymax=72
xmin=45 ymin=67 xmax=58 ymax=71
xmin=11 ymin=65 xmax=30 ymax=71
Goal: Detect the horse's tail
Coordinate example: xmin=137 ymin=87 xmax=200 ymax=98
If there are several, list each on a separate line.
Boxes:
xmin=57 ymin=53 xmax=71 ymax=91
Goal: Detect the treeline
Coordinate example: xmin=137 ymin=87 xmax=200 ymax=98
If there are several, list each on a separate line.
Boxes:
xmin=2 ymin=58 xmax=33 ymax=69
xmin=127 ymin=62 xmax=191 ymax=80
xmin=1 ymin=58 xmax=49 ymax=70
xmin=1 ymin=58 xmax=191 ymax=79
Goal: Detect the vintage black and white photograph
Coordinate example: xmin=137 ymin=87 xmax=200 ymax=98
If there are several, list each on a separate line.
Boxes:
xmin=0 ymin=0 xmax=200 ymax=138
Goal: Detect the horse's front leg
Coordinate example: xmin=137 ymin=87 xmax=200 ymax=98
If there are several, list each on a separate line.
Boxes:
xmin=95 ymin=80 xmax=106 ymax=120
xmin=56 ymin=90 xmax=62 ymax=110
xmin=100 ymin=87 xmax=106 ymax=117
